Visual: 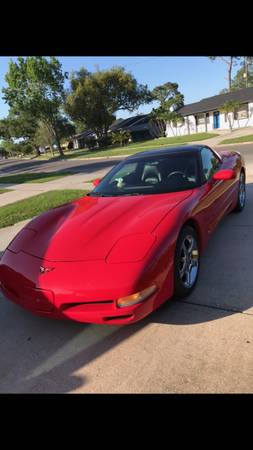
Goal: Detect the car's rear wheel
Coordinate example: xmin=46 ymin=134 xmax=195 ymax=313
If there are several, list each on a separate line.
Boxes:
xmin=174 ymin=225 xmax=200 ymax=298
xmin=234 ymin=171 xmax=246 ymax=212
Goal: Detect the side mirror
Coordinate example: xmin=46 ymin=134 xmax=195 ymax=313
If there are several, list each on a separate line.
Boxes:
xmin=92 ymin=178 xmax=101 ymax=187
xmin=212 ymin=169 xmax=236 ymax=181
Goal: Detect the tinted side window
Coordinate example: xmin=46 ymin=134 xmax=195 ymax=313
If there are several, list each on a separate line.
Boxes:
xmin=201 ymin=148 xmax=220 ymax=181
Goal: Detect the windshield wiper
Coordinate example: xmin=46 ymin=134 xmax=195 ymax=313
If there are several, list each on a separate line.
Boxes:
xmin=121 ymin=192 xmax=142 ymax=196
xmin=88 ymin=192 xmax=111 ymax=197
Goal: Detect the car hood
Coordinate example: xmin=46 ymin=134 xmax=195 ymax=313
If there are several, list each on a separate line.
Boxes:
xmin=12 ymin=191 xmax=193 ymax=262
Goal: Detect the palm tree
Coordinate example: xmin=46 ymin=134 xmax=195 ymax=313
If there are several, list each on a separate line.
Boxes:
xmin=148 ymin=109 xmax=166 ymax=138
xmin=111 ymin=130 xmax=131 ymax=147
xmin=220 ymin=100 xmax=241 ymax=132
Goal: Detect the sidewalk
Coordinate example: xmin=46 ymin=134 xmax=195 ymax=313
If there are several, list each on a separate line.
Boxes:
xmin=192 ymin=126 xmax=253 ymax=147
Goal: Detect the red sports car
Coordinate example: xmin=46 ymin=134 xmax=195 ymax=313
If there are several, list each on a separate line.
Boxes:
xmin=0 ymin=145 xmax=246 ymax=324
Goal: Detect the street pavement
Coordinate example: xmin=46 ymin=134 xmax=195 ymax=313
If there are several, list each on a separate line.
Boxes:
xmin=1 ymin=142 xmax=253 ymax=207
xmin=1 ymin=143 xmax=253 ymax=392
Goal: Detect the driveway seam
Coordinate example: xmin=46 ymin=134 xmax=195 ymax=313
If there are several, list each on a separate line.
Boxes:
xmin=174 ymin=299 xmax=253 ymax=316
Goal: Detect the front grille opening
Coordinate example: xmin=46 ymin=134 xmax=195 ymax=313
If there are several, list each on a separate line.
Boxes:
xmin=103 ymin=314 xmax=134 ymax=322
xmin=60 ymin=300 xmax=114 ymax=312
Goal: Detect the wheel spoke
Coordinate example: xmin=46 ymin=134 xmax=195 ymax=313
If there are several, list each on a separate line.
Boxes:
xmin=178 ymin=234 xmax=199 ymax=289
xmin=186 ymin=236 xmax=194 ymax=253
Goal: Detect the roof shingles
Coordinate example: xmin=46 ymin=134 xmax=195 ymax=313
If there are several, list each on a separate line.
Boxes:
xmin=178 ymin=87 xmax=253 ymax=116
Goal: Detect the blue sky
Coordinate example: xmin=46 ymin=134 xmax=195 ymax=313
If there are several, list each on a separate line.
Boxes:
xmin=0 ymin=56 xmax=239 ymax=120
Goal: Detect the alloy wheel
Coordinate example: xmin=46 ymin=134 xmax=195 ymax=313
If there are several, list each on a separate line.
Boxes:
xmin=178 ymin=235 xmax=199 ymax=289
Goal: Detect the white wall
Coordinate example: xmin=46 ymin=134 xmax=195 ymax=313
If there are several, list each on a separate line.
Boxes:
xmin=73 ymin=138 xmax=79 ymax=149
xmin=165 ymin=102 xmax=253 ymax=137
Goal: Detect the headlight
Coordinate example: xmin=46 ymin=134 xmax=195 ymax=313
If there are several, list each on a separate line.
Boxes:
xmin=117 ymin=285 xmax=157 ymax=308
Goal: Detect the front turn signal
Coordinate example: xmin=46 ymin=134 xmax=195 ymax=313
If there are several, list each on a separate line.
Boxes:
xmin=117 ymin=285 xmax=157 ymax=308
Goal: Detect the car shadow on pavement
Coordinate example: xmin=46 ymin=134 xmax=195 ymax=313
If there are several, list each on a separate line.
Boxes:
xmin=0 ymin=184 xmax=253 ymax=393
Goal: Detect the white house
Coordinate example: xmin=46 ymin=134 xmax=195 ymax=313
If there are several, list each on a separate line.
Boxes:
xmin=166 ymin=87 xmax=253 ymax=137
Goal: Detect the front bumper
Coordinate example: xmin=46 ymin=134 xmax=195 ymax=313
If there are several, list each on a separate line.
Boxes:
xmin=0 ymin=249 xmax=168 ymax=325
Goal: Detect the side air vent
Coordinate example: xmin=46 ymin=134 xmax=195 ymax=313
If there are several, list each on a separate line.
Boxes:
xmin=103 ymin=314 xmax=134 ymax=322
xmin=60 ymin=300 xmax=113 ymax=312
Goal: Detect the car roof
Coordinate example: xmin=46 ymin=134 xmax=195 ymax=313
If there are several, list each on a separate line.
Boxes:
xmin=127 ymin=144 xmax=207 ymax=160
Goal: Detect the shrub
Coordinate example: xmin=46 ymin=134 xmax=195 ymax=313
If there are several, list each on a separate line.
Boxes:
xmin=97 ymin=135 xmax=112 ymax=148
xmin=85 ymin=137 xmax=98 ymax=150
xmin=1 ymin=140 xmax=35 ymax=157
xmin=111 ymin=130 xmax=131 ymax=146
xmin=22 ymin=143 xmax=34 ymax=155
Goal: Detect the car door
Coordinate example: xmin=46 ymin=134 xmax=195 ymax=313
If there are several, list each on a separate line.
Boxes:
xmin=198 ymin=146 xmax=227 ymax=234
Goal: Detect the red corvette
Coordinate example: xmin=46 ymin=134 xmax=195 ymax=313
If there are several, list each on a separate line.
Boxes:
xmin=0 ymin=145 xmax=246 ymax=325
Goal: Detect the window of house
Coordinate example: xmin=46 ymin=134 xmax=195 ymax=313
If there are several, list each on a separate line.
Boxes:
xmin=234 ymin=104 xmax=248 ymax=120
xmin=195 ymin=114 xmax=206 ymax=125
xmin=196 ymin=113 xmax=209 ymax=125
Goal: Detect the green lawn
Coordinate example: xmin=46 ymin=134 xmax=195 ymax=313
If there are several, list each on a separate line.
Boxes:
xmin=219 ymin=134 xmax=253 ymax=145
xmin=0 ymin=171 xmax=74 ymax=184
xmin=0 ymin=189 xmax=87 ymax=228
xmin=36 ymin=133 xmax=219 ymax=160
xmin=0 ymin=189 xmax=12 ymax=194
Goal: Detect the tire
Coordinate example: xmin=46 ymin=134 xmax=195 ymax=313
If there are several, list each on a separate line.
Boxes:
xmin=234 ymin=170 xmax=246 ymax=213
xmin=174 ymin=225 xmax=200 ymax=298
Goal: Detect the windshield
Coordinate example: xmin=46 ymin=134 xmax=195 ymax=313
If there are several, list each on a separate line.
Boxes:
xmin=90 ymin=152 xmax=200 ymax=197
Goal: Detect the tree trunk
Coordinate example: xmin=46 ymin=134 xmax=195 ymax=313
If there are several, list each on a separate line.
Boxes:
xmin=157 ymin=119 xmax=165 ymax=137
xmin=55 ymin=134 xmax=64 ymax=156
xmin=228 ymin=57 xmax=233 ymax=92
xmin=34 ymin=145 xmax=40 ymax=157
xmin=228 ymin=115 xmax=233 ymax=132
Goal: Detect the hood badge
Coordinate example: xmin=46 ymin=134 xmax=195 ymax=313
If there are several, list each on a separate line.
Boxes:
xmin=39 ymin=266 xmax=55 ymax=274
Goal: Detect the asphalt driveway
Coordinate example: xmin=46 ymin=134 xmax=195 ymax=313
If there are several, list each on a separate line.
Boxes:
xmin=1 ymin=144 xmax=253 ymax=393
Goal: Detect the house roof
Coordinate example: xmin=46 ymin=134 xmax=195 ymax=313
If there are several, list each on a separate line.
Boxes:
xmin=178 ymin=87 xmax=253 ymax=116
xmin=72 ymin=130 xmax=95 ymax=139
xmin=109 ymin=118 xmax=125 ymax=130
xmin=109 ymin=114 xmax=149 ymax=132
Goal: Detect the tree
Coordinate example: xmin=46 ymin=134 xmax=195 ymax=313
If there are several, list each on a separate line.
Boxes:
xmin=220 ymin=100 xmax=241 ymax=132
xmin=0 ymin=112 xmax=40 ymax=156
xmin=220 ymin=57 xmax=253 ymax=92
xmin=149 ymin=82 xmax=184 ymax=137
xmin=1 ymin=139 xmax=34 ymax=158
xmin=32 ymin=116 xmax=75 ymax=154
xmin=2 ymin=57 xmax=68 ymax=156
xmin=65 ymin=66 xmax=152 ymax=140
xmin=0 ymin=118 xmax=12 ymax=140
xmin=209 ymin=57 xmax=242 ymax=92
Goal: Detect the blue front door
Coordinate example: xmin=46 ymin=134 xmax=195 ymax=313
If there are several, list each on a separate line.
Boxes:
xmin=213 ymin=111 xmax=220 ymax=129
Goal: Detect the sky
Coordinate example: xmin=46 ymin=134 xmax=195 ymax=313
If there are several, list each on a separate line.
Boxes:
xmin=0 ymin=56 xmax=239 ymax=120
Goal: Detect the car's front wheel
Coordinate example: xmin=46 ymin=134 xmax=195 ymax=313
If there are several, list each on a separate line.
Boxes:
xmin=234 ymin=170 xmax=246 ymax=212
xmin=174 ymin=225 xmax=200 ymax=298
